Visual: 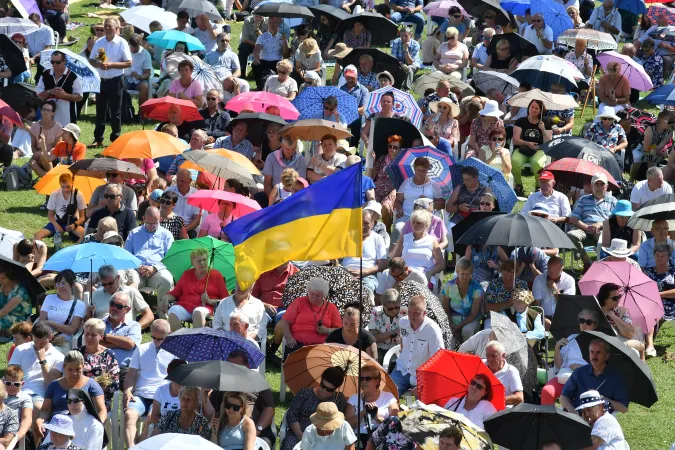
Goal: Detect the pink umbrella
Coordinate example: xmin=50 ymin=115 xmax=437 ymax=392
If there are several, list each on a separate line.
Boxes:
xmin=578 ymin=261 xmax=664 ymax=334
xmin=0 ymin=99 xmax=23 ymax=127
xmin=225 ymin=91 xmax=300 ymax=121
xmin=423 ymin=0 xmax=470 ymax=18
xmin=597 ymin=51 xmax=654 ymax=91
xmin=187 ymin=190 xmax=261 ymax=218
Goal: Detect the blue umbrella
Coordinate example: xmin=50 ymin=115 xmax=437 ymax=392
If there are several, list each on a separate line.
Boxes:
xmin=40 ymin=48 xmax=101 ymax=93
xmin=642 ymin=84 xmax=675 ymax=106
xmin=292 ymin=86 xmax=359 ymax=124
xmin=147 ymin=30 xmax=206 ymax=52
xmin=616 ymin=0 xmax=647 ymax=15
xmin=43 ymin=242 xmax=141 ymax=273
xmin=385 ymin=145 xmax=456 ymax=198
xmin=530 ymin=0 xmax=573 ymax=41
xmin=160 ymin=327 xmax=266 ymax=368
xmin=501 ymin=0 xmax=529 ymax=16
xmin=452 ymin=157 xmax=517 ymax=213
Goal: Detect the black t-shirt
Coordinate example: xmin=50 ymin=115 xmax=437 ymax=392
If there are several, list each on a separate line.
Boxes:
xmin=326 ymin=328 xmax=376 ymax=351
xmin=515 ymin=116 xmax=552 ymax=145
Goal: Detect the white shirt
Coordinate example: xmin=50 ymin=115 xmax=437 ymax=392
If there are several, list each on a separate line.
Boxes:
xmin=153 ymin=383 xmax=180 ymax=416
xmin=300 ymin=422 xmax=357 ymax=450
xmin=520 ymin=190 xmax=571 ymax=219
xmin=592 ymin=413 xmax=630 ymax=450
xmin=25 ymin=24 xmax=55 ymax=56
xmin=398 ymin=178 xmax=443 ymax=217
xmin=397 ymin=316 xmax=444 ymax=385
xmin=532 ymin=270 xmax=577 ymax=317
xmin=443 ymin=396 xmax=497 ymax=430
xmin=588 ymin=7 xmax=622 ymax=42
xmin=471 ymin=43 xmax=489 ymax=66
xmin=341 ymin=232 xmax=387 ymax=271
xmin=348 ymin=391 xmax=397 ymax=434
xmin=222 ymin=79 xmax=250 ymax=103
xmin=165 ymin=185 xmax=201 ymax=224
xmin=90 ymin=35 xmax=132 ymax=79
xmin=47 ymin=188 xmax=86 ymax=221
xmin=126 ymin=47 xmax=153 ymax=82
xmin=375 ymin=268 xmax=427 ymax=294
xmin=41 ymin=295 xmax=86 ymax=343
xmin=212 ymin=293 xmax=267 ymax=339
xmin=36 ymin=69 xmax=84 ymax=128
xmin=8 ymin=343 xmax=64 ymax=396
xmin=129 ymin=342 xmax=174 ymax=399
xmin=70 ymin=410 xmax=105 ymax=450
xmin=485 ymin=360 xmax=523 ymax=396
xmin=558 ymin=333 xmax=587 ymax=369
xmin=458 ymin=329 xmax=492 ymax=358
xmin=630 ymin=179 xmax=673 ymax=208
xmin=523 ymin=24 xmax=554 ymax=55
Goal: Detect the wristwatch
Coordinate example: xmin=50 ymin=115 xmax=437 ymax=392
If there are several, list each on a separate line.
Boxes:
xmin=39 ymin=359 xmax=47 ymax=366
xmin=256 ymin=425 xmax=263 ymax=432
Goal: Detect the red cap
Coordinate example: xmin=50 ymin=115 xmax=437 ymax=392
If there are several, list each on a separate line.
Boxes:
xmin=539 ymin=170 xmax=555 ymax=181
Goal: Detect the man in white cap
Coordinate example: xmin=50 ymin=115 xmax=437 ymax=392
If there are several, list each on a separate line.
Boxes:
xmin=567 ymin=172 xmax=618 ymax=271
xmin=576 ymin=390 xmax=630 ymax=449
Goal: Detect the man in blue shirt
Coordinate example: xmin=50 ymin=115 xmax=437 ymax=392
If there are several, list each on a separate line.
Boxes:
xmin=340 ymin=65 xmax=369 ymax=147
xmin=386 ymin=0 xmax=425 ymax=39
xmin=560 ymin=338 xmax=629 ymax=414
xmin=423 ymin=123 xmax=453 ymax=155
xmin=103 ymin=292 xmax=142 ymax=368
xmin=391 ymin=26 xmax=421 ymax=91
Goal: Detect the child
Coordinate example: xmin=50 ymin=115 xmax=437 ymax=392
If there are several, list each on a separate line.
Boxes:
xmin=7 ymin=322 xmax=32 ymax=362
xmin=505 ymin=289 xmax=546 ymax=343
xmin=269 ymin=168 xmax=299 ymax=205
xmin=4 ymin=365 xmax=33 ymax=445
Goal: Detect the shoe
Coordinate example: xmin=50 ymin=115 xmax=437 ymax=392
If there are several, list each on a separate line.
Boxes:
xmin=646 ymin=347 xmax=657 ymax=357
xmin=39 ymin=202 xmax=48 ymax=210
xmin=91 ymin=141 xmax=103 ymax=148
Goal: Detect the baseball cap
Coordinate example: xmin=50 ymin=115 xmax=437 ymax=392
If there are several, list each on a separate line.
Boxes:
xmin=591 ymin=172 xmax=608 ymax=185
xmin=149 ymin=189 xmax=164 ymax=201
xmin=343 ymin=64 xmax=358 ymax=77
xmin=539 ymin=170 xmax=555 ymax=181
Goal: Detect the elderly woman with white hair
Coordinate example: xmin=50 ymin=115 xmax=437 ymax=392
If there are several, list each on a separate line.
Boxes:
xmin=391 ymin=209 xmax=445 ymax=284
xmin=264 ymin=59 xmax=298 ymax=100
xmin=153 ymin=386 xmax=210 ymax=439
xmin=368 ymin=289 xmax=408 ymax=363
xmin=273 ymin=277 xmax=343 ymax=355
xmin=434 ymin=27 xmax=469 ymax=78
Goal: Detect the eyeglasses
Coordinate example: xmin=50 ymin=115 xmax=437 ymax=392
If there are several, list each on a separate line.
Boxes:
xmin=483 ymin=36 xmax=492 ymax=41
xmin=106 ymin=172 xmax=120 ymax=178
xmin=447 ymin=36 xmax=457 ymax=40
xmin=532 ymin=19 xmax=542 ymax=22
xmin=439 ymin=105 xmax=450 ymax=111
xmin=387 ymin=145 xmax=400 ymax=149
xmin=470 ymin=379 xmax=486 ymax=390
xmin=479 ymin=201 xmax=493 ymax=206
xmin=360 ymin=376 xmax=379 ymax=382
xmin=578 ymin=318 xmax=597 ymax=325
xmin=484 ymin=15 xmax=495 ymax=19
xmin=609 ymin=295 xmax=621 ymax=301
xmin=13 ymin=41 xmax=23 ymax=45
xmin=42 ymin=107 xmax=53 ymax=112
xmin=491 ymin=137 xmax=505 ymax=142
xmin=452 ymin=14 xmax=462 ymax=18
xmin=51 ymin=60 xmax=63 ymax=65
xmin=55 ymin=281 xmax=70 ymax=287
xmin=160 ymin=199 xmax=174 ymax=205
xmin=3 ymin=380 xmax=21 ymax=388
xmin=223 ymin=401 xmax=242 ymax=412
xmin=109 ymin=301 xmax=127 ymax=310
xmin=66 ymin=398 xmax=83 ymax=405
xmin=498 ymin=47 xmax=510 ymax=52
xmin=320 ymin=381 xmax=337 ymax=392
xmin=103 ymin=194 xmax=120 ymax=199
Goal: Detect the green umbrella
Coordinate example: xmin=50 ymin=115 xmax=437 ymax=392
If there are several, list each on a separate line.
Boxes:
xmin=162 ymin=236 xmax=236 ymax=292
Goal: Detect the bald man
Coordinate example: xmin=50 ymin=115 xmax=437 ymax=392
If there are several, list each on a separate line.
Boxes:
xmin=165 ymin=168 xmax=201 ymax=238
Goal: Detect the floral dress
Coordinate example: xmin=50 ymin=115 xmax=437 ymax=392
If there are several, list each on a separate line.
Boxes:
xmin=645 ymin=266 xmax=675 ymax=320
xmin=369 ymin=416 xmax=415 ymax=450
xmin=343 ymin=29 xmax=371 ymax=48
xmin=482 ymin=277 xmax=528 ymax=314
xmin=426 ymin=114 xmax=460 ymax=145
xmin=441 ymin=278 xmax=483 ymax=325
xmin=584 ymin=122 xmax=627 ymax=152
xmin=0 ymin=284 xmax=31 ymax=329
xmin=373 ymin=155 xmax=397 ymax=209
xmin=471 ymin=117 xmax=505 ymax=149
xmin=77 ymin=347 xmax=120 ymax=410
xmin=643 ymin=53 xmax=664 ymax=89
xmin=158 ymin=410 xmax=211 ymax=438
xmin=368 ymin=305 xmax=408 ymax=351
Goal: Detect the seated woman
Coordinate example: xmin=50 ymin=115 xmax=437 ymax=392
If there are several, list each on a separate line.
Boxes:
xmin=541 ymin=308 xmax=598 ymax=405
xmin=167 ymin=60 xmax=204 ymax=108
xmin=443 ymin=373 xmax=497 ymax=429
xmin=154 ymin=386 xmax=210 ymax=439
xmin=198 ymin=200 xmax=235 ymax=239
xmin=597 ymin=282 xmax=645 ymax=360
xmin=601 ymin=200 xmax=639 ymax=257
xmin=504 ymin=289 xmax=545 ymax=344
xmin=293 ymin=39 xmax=323 ymax=87
xmin=465 ymin=194 xmax=508 ymax=286
xmin=424 ymin=97 xmax=460 ymax=148
xmin=441 ymin=257 xmax=483 ymax=348
xmin=578 ymin=390 xmax=630 ymax=450
xmin=483 ymin=260 xmax=528 ymax=329
xmin=77 ymin=319 xmax=120 ymax=411
xmin=281 ymin=367 xmax=355 ymax=450
xmin=343 ymin=21 xmax=371 ymax=48
xmin=446 ymin=166 xmax=493 ymax=229
xmin=346 ymin=363 xmax=398 ymax=448
xmin=391 ymin=209 xmax=445 ymax=285
xmin=13 ymin=238 xmax=48 ymax=278
xmin=301 ymin=402 xmax=357 ymax=450
xmin=477 ymin=126 xmax=513 ymax=187
xmin=585 ymin=107 xmax=628 ymax=173
xmin=630 ymin=110 xmax=672 ymax=181
xmin=399 ymin=198 xmax=448 ymax=250
xmin=65 ymin=389 xmax=105 ymax=450
xmin=158 ymin=191 xmax=189 ymax=241
xmin=0 ymin=382 xmax=18 ymax=449
xmin=37 ymin=351 xmax=106 ymax=439
xmin=264 ymin=59 xmax=298 ymax=100
xmin=0 ymin=267 xmax=32 ymax=336
xmin=367 ymin=134 xmax=402 ymax=231
xmin=326 ymin=302 xmax=378 ymax=359
xmin=273 ymin=277 xmax=342 ymax=356
xmin=511 ymin=99 xmax=552 ymax=196
xmin=259 ymin=123 xmax=283 ymax=165
xmin=139 ymin=359 xmax=187 ymax=442
xmin=643 ymin=243 xmax=675 ymax=357
xmin=269 ymin=168 xmax=299 ymax=205
xmin=210 ymin=391 xmax=256 ymax=449
xmin=37 ymin=270 xmax=86 ymax=354
xmin=484 ymin=38 xmax=519 ymax=74
xmin=161 ymin=248 xmax=229 ymax=331
xmin=368 ymin=289 xmax=407 ymax=363
xmin=434 ymin=27 xmax=469 ymax=78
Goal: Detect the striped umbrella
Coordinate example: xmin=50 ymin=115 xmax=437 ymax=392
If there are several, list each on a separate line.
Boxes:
xmin=364 ymin=87 xmax=422 ymax=128
xmin=385 ymin=145 xmax=456 ymax=198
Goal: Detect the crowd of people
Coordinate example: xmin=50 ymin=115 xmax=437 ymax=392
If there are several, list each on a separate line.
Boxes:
xmin=0 ymin=0 xmax=673 ymax=447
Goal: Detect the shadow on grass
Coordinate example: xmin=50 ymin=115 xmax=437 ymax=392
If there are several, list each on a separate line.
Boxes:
xmin=6 ymin=206 xmax=48 ymax=216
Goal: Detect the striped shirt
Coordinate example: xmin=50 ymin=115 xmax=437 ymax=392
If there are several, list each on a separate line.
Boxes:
xmin=571 ymin=194 xmax=617 ymax=225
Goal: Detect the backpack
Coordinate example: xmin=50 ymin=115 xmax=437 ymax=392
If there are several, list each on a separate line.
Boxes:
xmin=107 ymin=90 xmax=136 ymax=124
xmin=4 ymin=163 xmax=33 ymax=191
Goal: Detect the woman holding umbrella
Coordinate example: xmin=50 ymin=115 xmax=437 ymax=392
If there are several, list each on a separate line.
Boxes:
xmin=443 ymin=373 xmax=497 ymax=429
xmin=584 ymin=106 xmax=628 ymax=172
xmin=367 ymin=134 xmax=401 ymax=231
xmin=597 ymin=282 xmax=646 ymax=360
xmin=168 ymin=60 xmax=203 ymax=109
xmin=512 ymin=99 xmax=552 ymax=196
xmin=198 ymin=200 xmax=236 ymax=239
xmin=484 ymin=38 xmax=519 ymax=74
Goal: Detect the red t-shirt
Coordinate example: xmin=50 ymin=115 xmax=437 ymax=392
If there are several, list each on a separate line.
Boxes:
xmin=284 ymin=296 xmax=342 ymax=345
xmin=168 ymin=268 xmax=229 ymax=314
xmin=51 ymin=141 xmax=86 ymax=164
xmin=252 ymin=264 xmax=299 ymax=307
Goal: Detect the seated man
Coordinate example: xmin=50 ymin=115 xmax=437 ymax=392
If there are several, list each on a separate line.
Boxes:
xmin=200 ymin=90 xmax=231 ymax=143
xmin=229 ymin=311 xmax=259 ymax=347
xmin=485 ymin=340 xmax=524 ymax=405
xmin=586 ymin=0 xmax=622 ymax=43
xmin=164 ymin=168 xmax=202 ymax=238
xmin=214 ymin=121 xmax=256 ymax=161
xmin=13 ymin=238 xmax=48 ymax=278
xmin=390 ymin=26 xmax=420 ymax=91
xmin=560 ymin=338 xmax=629 ymax=414
xmin=124 ymin=35 xmax=152 ymax=107
xmin=386 ymin=0 xmax=425 ymax=40
xmin=122 ymin=319 xmax=174 ymax=447
xmin=519 ymin=171 xmax=570 ymax=223
xmin=630 ymin=167 xmax=672 ymax=211
xmin=34 ymin=172 xmax=86 ymax=243
xmin=87 ymin=171 xmax=138 ymax=217
xmin=638 ymin=219 xmax=675 ymax=269
xmin=252 ymin=261 xmax=299 ymax=322
xmin=166 ymin=131 xmax=207 ymax=183
xmin=357 ymin=54 xmax=379 ymax=91
xmin=504 ymin=289 xmax=545 ymax=344
xmin=532 ymin=256 xmax=576 ymax=328
xmin=375 ymin=257 xmax=426 ymax=305
xmin=204 ymin=32 xmax=241 ymax=79
xmin=390 ymin=295 xmax=444 ymax=396
xmin=213 ymin=284 xmax=267 ymax=342
xmin=86 ymin=183 xmax=137 ymax=240
xmin=124 ymin=207 xmax=175 ymax=312
xmin=341 ymin=210 xmax=387 ymax=293
xmin=102 ymin=292 xmax=142 ymax=368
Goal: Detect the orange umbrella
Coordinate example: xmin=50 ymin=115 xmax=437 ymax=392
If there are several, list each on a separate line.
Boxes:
xmin=102 ymin=130 xmax=186 ymax=160
xmin=181 ymin=148 xmax=260 ymax=175
xmin=34 ymin=164 xmax=105 ymax=203
xmin=282 ymin=343 xmax=399 ymax=400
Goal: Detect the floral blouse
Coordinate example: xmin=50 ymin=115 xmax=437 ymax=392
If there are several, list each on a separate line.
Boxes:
xmin=546 ymin=108 xmax=574 ymax=137
xmin=426 ymin=114 xmax=460 ymax=145
xmin=471 ymin=117 xmax=505 ymax=149
xmin=0 ymin=284 xmax=31 ymax=329
xmin=605 ymin=307 xmax=632 ymax=328
xmin=0 ymin=406 xmax=18 ymax=439
xmin=158 ymin=410 xmax=211 ymax=439
xmin=644 ymin=53 xmax=664 ymax=89
xmin=343 ymin=29 xmax=371 ymax=48
xmin=368 ymin=305 xmax=408 ymax=350
xmin=441 ymin=278 xmax=483 ymax=325
xmin=584 ymin=122 xmax=626 ymax=152
xmin=369 ymin=416 xmax=415 ymax=450
xmin=373 ymin=155 xmax=397 ymax=203
xmin=644 ymin=265 xmax=675 ymax=320
xmin=483 ymin=277 xmax=528 ymax=314
xmin=77 ymin=347 xmax=120 ymax=410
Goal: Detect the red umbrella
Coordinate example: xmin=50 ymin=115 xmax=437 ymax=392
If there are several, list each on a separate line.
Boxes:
xmin=196 ymin=171 xmax=227 ymax=190
xmin=0 ymin=99 xmax=23 ymax=127
xmin=417 ymin=350 xmax=506 ymax=412
xmin=140 ymin=96 xmax=202 ymax=122
xmin=187 ymin=190 xmax=261 ymax=217
xmin=544 ymin=157 xmax=620 ymax=190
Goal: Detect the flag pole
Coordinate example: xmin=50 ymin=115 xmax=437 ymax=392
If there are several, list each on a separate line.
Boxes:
xmin=356 ymin=161 xmax=364 ymax=446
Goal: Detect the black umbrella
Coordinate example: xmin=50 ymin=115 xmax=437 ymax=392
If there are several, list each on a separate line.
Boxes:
xmin=339 ymin=48 xmax=406 ymax=89
xmin=308 ymin=4 xmax=350 ymax=24
xmin=0 ymin=253 xmax=46 ymax=302
xmin=0 ymin=82 xmax=42 ymax=113
xmin=540 ymin=136 xmax=622 ymax=181
xmin=627 ymin=193 xmax=675 ymax=225
xmin=457 ymin=0 xmax=510 ymax=26
xmin=456 ymin=213 xmax=576 ymax=249
xmin=450 ymin=211 xmax=504 ymax=249
xmin=336 ymin=13 xmax=398 ymax=46
xmin=0 ymin=34 xmax=27 ymax=76
xmin=484 ymin=404 xmax=592 ymax=450
xmin=487 ymin=32 xmax=539 ymax=57
xmin=166 ymin=360 xmax=270 ymax=392
xmin=576 ymin=330 xmax=658 ymax=408
xmin=69 ymin=158 xmax=147 ymax=181
xmin=252 ymin=3 xmax=314 ymax=19
xmin=372 ymin=117 xmax=423 ymax=159
xmin=164 ymin=0 xmax=222 ymax=21
xmin=550 ymin=295 xmax=616 ymax=342
xmin=225 ymin=112 xmax=286 ymax=148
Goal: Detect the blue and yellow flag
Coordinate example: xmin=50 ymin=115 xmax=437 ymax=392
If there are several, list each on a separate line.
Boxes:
xmin=224 ymin=163 xmax=363 ymax=289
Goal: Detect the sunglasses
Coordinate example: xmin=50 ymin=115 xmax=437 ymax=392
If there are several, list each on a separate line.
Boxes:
xmin=386 ymin=305 xmax=400 ymax=312
xmin=452 ymin=14 xmax=461 ymax=18
xmin=483 ymin=36 xmax=492 ymax=40
xmin=491 ymin=137 xmax=505 ymax=142
xmin=447 ymin=36 xmax=457 ymax=40
xmin=360 ymin=376 xmax=379 ymax=382
xmin=160 ymin=199 xmax=175 ymax=205
xmin=103 ymin=194 xmax=120 ymax=199
xmin=51 ymin=60 xmax=63 ymax=65
xmin=106 ymin=172 xmax=120 ymax=178
xmin=387 ymin=144 xmax=400 ymax=149
xmin=101 ymin=279 xmax=117 ymax=287
xmin=277 ymin=70 xmax=289 ymax=75
xmin=219 ymin=39 xmax=230 ymax=43
xmin=324 ymin=106 xmax=336 ymax=112
xmin=532 ymin=19 xmax=542 ymax=22
xmin=223 ymin=401 xmax=242 ymax=412
xmin=66 ymin=398 xmax=83 ymax=405
xmin=484 ymin=15 xmax=495 ymax=19
xmin=109 ymin=301 xmax=127 ymax=310
xmin=320 ymin=381 xmax=337 ymax=392
xmin=151 ymin=335 xmax=165 ymax=342
xmin=3 ymin=380 xmax=21 ymax=388
xmin=601 ymin=118 xmax=614 ymax=122
xmin=207 ymin=97 xmax=218 ymax=101
xmin=470 ymin=379 xmax=486 ymax=390
xmin=578 ymin=318 xmax=597 ymax=325
xmin=479 ymin=201 xmax=493 ymax=206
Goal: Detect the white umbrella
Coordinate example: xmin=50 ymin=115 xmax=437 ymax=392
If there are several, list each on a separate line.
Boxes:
xmin=130 ymin=434 xmax=222 ymax=450
xmin=506 ymin=88 xmax=578 ymax=110
xmin=120 ymin=5 xmax=177 ymax=34
xmin=164 ymin=53 xmax=220 ymax=97
xmin=511 ymin=55 xmax=580 ymax=91
xmin=0 ymin=228 xmax=24 ymax=260
xmin=0 ymin=17 xmax=38 ymax=35
xmin=39 ymin=48 xmax=100 ymax=93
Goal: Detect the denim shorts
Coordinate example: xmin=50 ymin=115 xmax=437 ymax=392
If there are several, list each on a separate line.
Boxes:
xmin=127 ymin=395 xmax=153 ymax=417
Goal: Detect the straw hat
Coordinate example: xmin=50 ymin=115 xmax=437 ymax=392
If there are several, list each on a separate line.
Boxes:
xmin=310 ymin=402 xmax=345 ymax=431
xmin=300 ymin=38 xmax=319 ymax=56
xmin=377 ymin=71 xmax=394 ymax=84
xmin=328 ymin=43 xmax=352 ymax=59
xmin=576 ymin=390 xmax=605 ymax=411
xmin=429 ymin=97 xmax=460 ymax=116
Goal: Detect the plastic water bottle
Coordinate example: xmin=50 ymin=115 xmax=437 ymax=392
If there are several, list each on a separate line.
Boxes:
xmin=53 ymin=232 xmax=62 ymax=251
xmin=82 ymin=291 xmax=90 ymax=306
